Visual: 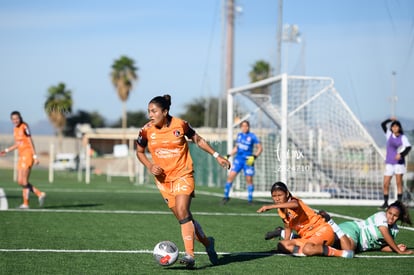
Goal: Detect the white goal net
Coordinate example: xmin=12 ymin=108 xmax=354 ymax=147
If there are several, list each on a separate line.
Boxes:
xmin=227 ymin=74 xmax=386 ymax=205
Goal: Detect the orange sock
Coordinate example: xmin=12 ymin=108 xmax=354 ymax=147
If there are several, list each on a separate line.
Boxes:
xmin=323 ymin=245 xmax=343 ymax=257
xmin=181 ymin=221 xmax=195 ymax=257
xmin=22 ymin=187 xmax=30 ymax=205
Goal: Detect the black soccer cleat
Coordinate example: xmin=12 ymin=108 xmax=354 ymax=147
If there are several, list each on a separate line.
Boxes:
xmin=179 ymin=254 xmax=195 ymax=269
xmin=221 ymin=197 xmax=230 ymax=205
xmin=265 ymin=226 xmax=283 ymax=240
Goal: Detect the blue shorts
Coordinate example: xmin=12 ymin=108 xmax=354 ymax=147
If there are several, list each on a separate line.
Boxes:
xmin=231 ymin=157 xmax=255 ymax=176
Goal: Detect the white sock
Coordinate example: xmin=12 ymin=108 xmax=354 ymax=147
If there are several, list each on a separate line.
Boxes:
xmin=280 ymin=230 xmax=295 ymax=240
xmin=328 ymin=219 xmax=344 ymax=239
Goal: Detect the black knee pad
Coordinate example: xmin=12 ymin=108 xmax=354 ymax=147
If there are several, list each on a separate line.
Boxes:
xmin=179 ymin=215 xmax=193 ymax=224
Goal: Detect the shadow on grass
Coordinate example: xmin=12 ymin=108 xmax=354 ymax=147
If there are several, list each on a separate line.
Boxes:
xmin=165 ymin=250 xmax=284 ymax=270
xmin=217 ymin=250 xmax=282 ymax=266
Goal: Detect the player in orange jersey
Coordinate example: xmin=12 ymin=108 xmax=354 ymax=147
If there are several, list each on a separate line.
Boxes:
xmin=136 ymin=94 xmax=230 ymax=269
xmin=0 ymin=111 xmax=46 ymax=209
xmin=257 ymin=181 xmax=353 ymax=258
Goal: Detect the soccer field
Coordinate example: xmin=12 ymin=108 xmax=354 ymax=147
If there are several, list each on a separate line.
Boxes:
xmin=1 ymin=169 xmax=413 ymax=275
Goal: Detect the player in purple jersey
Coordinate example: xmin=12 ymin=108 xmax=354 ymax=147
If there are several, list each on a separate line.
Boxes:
xmin=380 ymin=118 xmax=411 ymax=209
xmin=222 ymin=120 xmax=263 ymax=204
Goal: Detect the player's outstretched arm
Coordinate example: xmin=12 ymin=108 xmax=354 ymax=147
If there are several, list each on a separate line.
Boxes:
xmin=191 ymin=133 xmax=230 ymax=169
xmin=378 ymin=226 xmax=413 ymax=254
xmin=0 ymin=144 xmax=18 ymax=157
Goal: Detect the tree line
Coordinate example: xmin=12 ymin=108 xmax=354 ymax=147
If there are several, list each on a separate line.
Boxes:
xmin=44 ymin=56 xmax=271 ymax=138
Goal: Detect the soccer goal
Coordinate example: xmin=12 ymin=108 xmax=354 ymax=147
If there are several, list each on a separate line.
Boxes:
xmin=227 ymin=74 xmax=388 ymax=205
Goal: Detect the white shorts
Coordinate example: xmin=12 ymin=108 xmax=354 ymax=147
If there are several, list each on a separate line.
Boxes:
xmin=384 ymin=164 xmax=406 ymax=176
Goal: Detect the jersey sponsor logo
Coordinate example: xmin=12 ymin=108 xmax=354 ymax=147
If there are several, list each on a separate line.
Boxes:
xmin=155 ymin=148 xmax=181 ymax=159
xmin=238 ymin=143 xmax=250 ymax=151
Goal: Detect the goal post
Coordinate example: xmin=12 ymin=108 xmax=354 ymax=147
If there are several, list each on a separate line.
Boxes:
xmin=227 ymin=74 xmax=387 ymax=205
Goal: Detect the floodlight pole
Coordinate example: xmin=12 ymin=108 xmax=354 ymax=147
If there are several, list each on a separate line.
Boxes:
xmin=280 ymin=73 xmax=288 ymax=183
xmin=225 ymin=0 xmax=234 ymax=95
xmin=225 ymin=0 xmax=235 ymax=153
xmin=276 ymin=0 xmax=283 ymax=76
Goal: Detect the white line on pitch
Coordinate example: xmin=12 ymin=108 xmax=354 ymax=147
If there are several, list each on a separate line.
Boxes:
xmin=0 ymin=248 xmax=413 ymax=258
xmin=4 ymin=208 xmax=414 ymax=231
xmin=4 ymin=208 xmax=278 ymax=217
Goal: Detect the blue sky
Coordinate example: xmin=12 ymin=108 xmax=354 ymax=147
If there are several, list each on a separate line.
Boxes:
xmin=0 ymin=0 xmax=413 ymax=131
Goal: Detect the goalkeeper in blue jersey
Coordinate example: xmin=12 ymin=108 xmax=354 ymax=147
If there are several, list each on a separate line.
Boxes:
xmin=222 ymin=120 xmax=262 ymax=204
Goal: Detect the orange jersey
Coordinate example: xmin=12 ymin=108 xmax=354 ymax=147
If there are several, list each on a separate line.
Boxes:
xmin=14 ymin=122 xmax=35 ymax=157
xmin=136 ymin=117 xmax=196 ymax=182
xmin=277 ymin=196 xmax=326 ymax=237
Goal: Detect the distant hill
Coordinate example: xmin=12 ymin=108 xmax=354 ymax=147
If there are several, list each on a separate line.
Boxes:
xmin=30 ymin=119 xmax=55 ymax=135
xmin=0 ymin=119 xmax=54 ymax=135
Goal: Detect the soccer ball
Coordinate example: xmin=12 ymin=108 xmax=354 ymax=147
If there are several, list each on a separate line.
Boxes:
xmin=153 ymin=241 xmax=179 ymax=266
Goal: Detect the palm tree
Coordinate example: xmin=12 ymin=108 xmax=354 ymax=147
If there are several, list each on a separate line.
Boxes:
xmin=110 ymin=56 xmax=138 ymax=131
xmin=44 ymin=82 xmax=73 ymax=152
xmin=249 ymin=60 xmax=271 ymax=94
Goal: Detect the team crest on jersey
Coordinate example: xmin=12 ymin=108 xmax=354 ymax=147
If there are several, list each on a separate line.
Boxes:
xmin=173 ymin=130 xmax=180 ymax=137
xmin=150 ymin=133 xmax=156 ymax=139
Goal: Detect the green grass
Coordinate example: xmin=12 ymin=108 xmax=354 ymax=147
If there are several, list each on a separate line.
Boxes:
xmin=0 ymin=168 xmax=413 ymax=274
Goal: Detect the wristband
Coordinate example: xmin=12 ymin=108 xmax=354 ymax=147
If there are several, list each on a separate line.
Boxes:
xmin=213 ymin=152 xmax=220 ymax=158
xmin=5 ymin=148 xmax=9 ymax=153
xmin=33 ymin=154 xmax=38 ymax=159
